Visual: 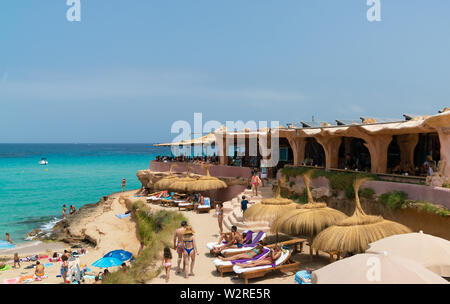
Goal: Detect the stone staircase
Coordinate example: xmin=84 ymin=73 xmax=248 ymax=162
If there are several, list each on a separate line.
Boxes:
xmin=219 ymin=184 xmax=274 ymax=233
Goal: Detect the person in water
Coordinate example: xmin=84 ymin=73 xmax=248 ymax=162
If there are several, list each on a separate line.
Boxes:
xmin=122 ymin=178 xmax=126 ymax=192
xmin=5 ymin=232 xmax=13 ymax=244
xmin=182 ymin=226 xmax=198 ymax=279
xmin=234 ymin=245 xmax=282 ymax=268
xmin=162 ymin=246 xmax=172 ymax=283
xmin=218 ymin=241 xmax=265 ymax=261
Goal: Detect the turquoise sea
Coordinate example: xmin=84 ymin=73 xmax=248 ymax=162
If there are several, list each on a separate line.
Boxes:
xmin=0 ymin=144 xmax=170 ymax=243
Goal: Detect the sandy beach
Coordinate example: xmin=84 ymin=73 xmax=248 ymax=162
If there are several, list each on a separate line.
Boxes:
xmin=0 ymin=188 xmax=329 ymax=284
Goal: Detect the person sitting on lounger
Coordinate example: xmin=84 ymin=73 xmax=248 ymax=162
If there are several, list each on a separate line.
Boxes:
xmin=234 ymin=245 xmax=282 ymax=268
xmin=218 ymin=241 xmax=264 ymax=261
xmin=212 ymin=226 xmax=240 ymax=255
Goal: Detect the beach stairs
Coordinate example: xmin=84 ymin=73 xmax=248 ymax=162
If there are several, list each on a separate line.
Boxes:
xmin=220 ymin=185 xmax=273 ymax=234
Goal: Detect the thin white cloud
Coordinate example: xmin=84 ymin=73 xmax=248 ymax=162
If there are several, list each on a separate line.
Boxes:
xmin=0 ymin=69 xmax=305 ymax=104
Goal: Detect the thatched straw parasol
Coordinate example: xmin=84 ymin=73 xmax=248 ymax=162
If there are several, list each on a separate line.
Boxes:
xmin=154 ymin=164 xmax=179 ymax=190
xmin=168 ymin=167 xmax=197 ymax=192
xmin=271 ymin=170 xmax=347 ymax=257
xmin=312 ymin=178 xmax=412 ymax=254
xmin=243 ymin=181 xmax=297 ymax=223
xmin=185 ymin=165 xmax=227 ymax=192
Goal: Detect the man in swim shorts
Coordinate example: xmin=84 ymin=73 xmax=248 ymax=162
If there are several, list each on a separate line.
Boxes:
xmin=173 ymin=220 xmax=187 ymax=273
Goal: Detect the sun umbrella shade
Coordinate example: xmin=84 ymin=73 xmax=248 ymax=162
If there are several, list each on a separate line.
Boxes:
xmin=103 ymin=250 xmax=133 ymax=262
xmin=92 ymin=257 xmax=123 ymax=268
xmin=244 ymin=181 xmax=297 ymax=223
xmin=366 ymin=232 xmax=450 ymax=277
xmin=168 ymin=167 xmax=197 ymax=192
xmin=185 ymin=166 xmax=227 ymax=192
xmin=311 ymin=252 xmax=449 ymax=284
xmin=271 ymin=171 xmax=347 ymax=237
xmin=312 ymin=178 xmax=411 ymax=254
xmin=0 ymin=241 xmax=15 ymax=249
xmin=154 ymin=164 xmax=180 ymax=190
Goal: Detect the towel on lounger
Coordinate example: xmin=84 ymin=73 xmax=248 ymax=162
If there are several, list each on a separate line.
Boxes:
xmin=116 ymin=213 xmax=131 ymax=219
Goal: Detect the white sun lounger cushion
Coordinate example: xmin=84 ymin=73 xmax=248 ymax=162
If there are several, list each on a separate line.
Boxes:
xmin=213 ymin=248 xmax=270 ymax=266
xmin=178 ymin=202 xmax=193 ymax=207
xmin=232 ymin=249 xmax=290 ymax=274
xmin=220 ymin=233 xmax=267 ymax=254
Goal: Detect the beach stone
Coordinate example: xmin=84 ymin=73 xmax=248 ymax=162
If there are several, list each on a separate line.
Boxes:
xmin=311 ymin=187 xmax=332 ymax=199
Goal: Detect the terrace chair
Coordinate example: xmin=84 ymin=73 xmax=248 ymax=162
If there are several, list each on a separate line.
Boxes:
xmin=232 ymin=248 xmax=300 ymax=284
xmin=220 ymin=231 xmax=267 ymax=257
xmin=213 ymin=246 xmax=271 ymax=277
xmin=197 ymin=197 xmax=211 ymax=213
xmin=158 ymin=192 xmax=175 ymax=206
xmin=146 ymin=191 xmax=166 ymax=204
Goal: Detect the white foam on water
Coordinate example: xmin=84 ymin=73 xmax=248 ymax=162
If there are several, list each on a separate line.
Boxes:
xmin=25 ymin=217 xmax=61 ymax=241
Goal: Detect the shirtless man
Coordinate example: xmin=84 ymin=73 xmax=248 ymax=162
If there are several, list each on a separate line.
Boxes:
xmin=35 ymin=261 xmax=45 ymax=278
xmin=212 ymin=226 xmax=241 ymax=255
xmin=218 ymin=241 xmax=264 ymax=261
xmin=234 ymin=245 xmax=282 ymax=268
xmin=173 ymin=221 xmax=187 ymax=273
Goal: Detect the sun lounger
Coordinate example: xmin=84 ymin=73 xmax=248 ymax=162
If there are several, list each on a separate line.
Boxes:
xmin=155 ymin=192 xmax=174 ymax=205
xmin=232 ymin=248 xmax=300 ymax=284
xmin=214 ymin=247 xmax=270 ymax=277
xmin=197 ymin=197 xmax=211 ymax=213
xmin=146 ymin=191 xmax=166 ymax=203
xmin=178 ymin=202 xmax=194 ymax=211
xmin=221 ymin=231 xmax=267 ymax=257
xmin=206 ymin=230 xmax=253 ymax=251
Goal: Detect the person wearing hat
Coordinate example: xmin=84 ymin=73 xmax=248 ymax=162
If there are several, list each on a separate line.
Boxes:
xmin=182 ymin=226 xmax=198 ymax=279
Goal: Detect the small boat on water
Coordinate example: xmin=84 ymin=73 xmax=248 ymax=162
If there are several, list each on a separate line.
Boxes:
xmin=39 ymin=158 xmax=48 ymax=165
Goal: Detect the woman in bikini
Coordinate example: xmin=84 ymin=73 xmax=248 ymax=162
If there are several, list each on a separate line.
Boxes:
xmin=234 ymin=245 xmax=282 ymax=268
xmin=162 ymin=246 xmax=172 ymax=283
xmin=218 ymin=242 xmax=264 ymax=261
xmin=216 ymin=203 xmax=224 ymax=235
xmin=182 ymin=226 xmax=198 ymax=279
xmin=251 ymin=171 xmax=261 ymax=197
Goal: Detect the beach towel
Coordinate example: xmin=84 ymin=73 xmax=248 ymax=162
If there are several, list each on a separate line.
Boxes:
xmin=2 ymin=277 xmax=20 ymax=284
xmin=213 ymin=248 xmax=270 ymax=266
xmin=198 ymin=197 xmax=211 ymax=209
xmin=116 ymin=213 xmax=131 ymax=219
xmin=295 ymin=270 xmax=312 ymax=284
xmin=84 ymin=275 xmax=96 ymax=280
xmin=0 ymin=264 xmax=11 ymax=271
xmin=43 ymin=263 xmax=54 ymax=267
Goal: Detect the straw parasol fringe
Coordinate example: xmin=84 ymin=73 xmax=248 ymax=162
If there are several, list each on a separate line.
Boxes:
xmin=185 ymin=164 xmax=227 ymax=192
xmin=312 ymin=178 xmax=412 ymax=254
xmin=243 ymin=180 xmax=297 ymax=223
xmin=154 ymin=164 xmax=179 ymax=190
xmin=169 ymin=167 xmax=197 ymax=192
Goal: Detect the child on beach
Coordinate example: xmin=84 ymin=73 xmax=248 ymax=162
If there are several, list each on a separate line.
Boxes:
xmin=60 ymin=255 xmax=69 ymax=283
xmin=162 ymin=246 xmax=172 ymax=283
xmin=13 ymin=253 xmax=20 ymax=268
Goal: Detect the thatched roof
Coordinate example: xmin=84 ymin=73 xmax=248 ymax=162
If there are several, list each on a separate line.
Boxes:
xmin=185 ymin=165 xmax=228 ymax=192
xmin=312 ymin=178 xmax=412 ymax=253
xmin=154 ymin=164 xmax=180 ymax=190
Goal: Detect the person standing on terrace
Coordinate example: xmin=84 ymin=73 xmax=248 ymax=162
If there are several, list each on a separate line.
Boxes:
xmin=251 ymin=171 xmax=261 ymax=196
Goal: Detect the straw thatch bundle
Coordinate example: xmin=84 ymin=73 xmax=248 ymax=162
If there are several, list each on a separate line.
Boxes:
xmin=243 ymin=181 xmax=297 ymax=223
xmin=154 ymin=164 xmax=179 ymax=190
xmin=312 ymin=178 xmax=412 ymax=253
xmin=185 ymin=165 xmax=227 ymax=192
xmin=271 ymin=170 xmax=347 ymax=238
xmin=168 ymin=167 xmax=197 ymax=192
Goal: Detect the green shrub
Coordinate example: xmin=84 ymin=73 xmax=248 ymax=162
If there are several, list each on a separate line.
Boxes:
xmin=360 ymin=188 xmax=375 ymax=200
xmin=406 ymin=200 xmax=450 ymax=217
xmin=378 ymin=191 xmax=408 ymax=210
xmin=289 ymin=181 xmax=295 ymax=188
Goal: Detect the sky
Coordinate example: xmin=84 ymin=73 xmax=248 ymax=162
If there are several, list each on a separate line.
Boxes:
xmin=0 ymin=0 xmax=449 ymax=143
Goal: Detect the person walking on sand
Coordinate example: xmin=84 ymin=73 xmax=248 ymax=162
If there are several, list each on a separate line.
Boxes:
xmin=216 ymin=203 xmax=224 ymax=235
xmin=61 ymin=254 xmax=69 ymax=283
xmin=251 ymin=171 xmax=261 ymax=196
xmin=62 ymin=205 xmax=67 ymax=219
xmin=122 ymin=178 xmax=126 ymax=192
xmin=5 ymin=232 xmax=14 ymax=245
xmin=162 ymin=246 xmax=172 ymax=283
xmin=13 ymin=253 xmax=20 ymax=268
xmin=182 ymin=226 xmax=198 ymax=279
xmin=240 ymin=196 xmax=248 ymax=223
xmin=173 ymin=221 xmax=187 ymax=274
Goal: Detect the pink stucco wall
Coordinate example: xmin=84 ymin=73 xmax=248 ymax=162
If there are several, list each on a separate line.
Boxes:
xmin=150 ymin=161 xmax=252 ymax=178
